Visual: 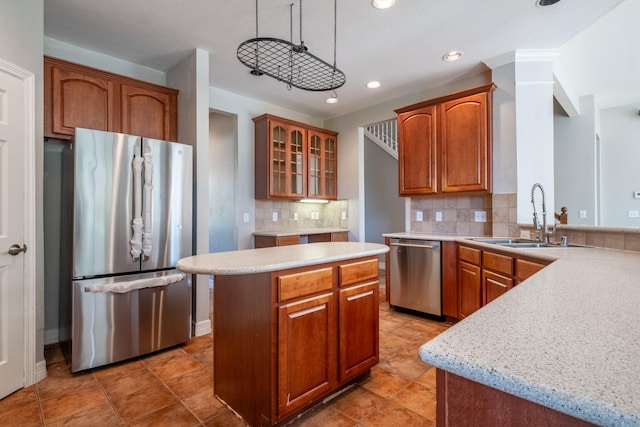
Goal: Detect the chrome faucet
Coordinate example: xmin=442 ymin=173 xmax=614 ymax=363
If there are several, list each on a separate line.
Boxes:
xmin=530 ymin=183 xmax=553 ymax=244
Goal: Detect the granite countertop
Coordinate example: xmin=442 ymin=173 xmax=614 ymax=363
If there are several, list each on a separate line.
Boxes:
xmin=414 ymin=235 xmax=640 ymax=425
xmin=254 ymin=228 xmax=348 ymax=237
xmin=176 ymin=241 xmax=389 ymax=275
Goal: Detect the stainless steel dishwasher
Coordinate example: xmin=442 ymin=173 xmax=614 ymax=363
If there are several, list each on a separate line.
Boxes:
xmin=389 ymin=238 xmax=442 ymax=317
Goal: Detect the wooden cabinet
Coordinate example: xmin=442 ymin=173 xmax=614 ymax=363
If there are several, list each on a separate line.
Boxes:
xmin=515 ymin=258 xmax=547 ymax=284
xmin=308 ymin=129 xmax=338 ymax=200
xmin=255 ymin=231 xmax=348 ymax=248
xmin=458 ymin=245 xmax=482 ymax=319
xmin=396 ymin=105 xmax=437 ymax=195
xmin=278 ymin=292 xmax=337 ymax=417
xmin=442 ymin=241 xmax=459 ymax=318
xmin=213 ymin=256 xmax=379 ymax=426
xmin=254 ymin=114 xmax=338 ymax=200
xmin=395 ymin=83 xmax=495 ymax=196
xmin=457 ymin=243 xmax=550 ymax=319
xmin=44 ymin=56 xmax=178 ymax=141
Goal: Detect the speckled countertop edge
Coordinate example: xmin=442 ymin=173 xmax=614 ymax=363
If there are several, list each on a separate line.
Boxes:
xmin=176 ymin=241 xmax=389 ymax=275
xmin=253 ymin=228 xmax=348 ymax=237
xmin=408 ymin=235 xmax=640 ymax=426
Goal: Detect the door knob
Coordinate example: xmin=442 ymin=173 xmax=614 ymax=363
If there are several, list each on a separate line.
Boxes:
xmin=8 ymin=244 xmax=27 ymax=256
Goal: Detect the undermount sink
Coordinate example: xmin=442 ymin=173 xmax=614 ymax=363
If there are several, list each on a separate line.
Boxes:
xmin=471 ymin=237 xmax=586 ymax=248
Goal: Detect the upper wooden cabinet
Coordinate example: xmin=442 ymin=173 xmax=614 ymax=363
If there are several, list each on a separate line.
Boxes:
xmin=395 ymin=83 xmax=495 ymax=196
xmin=254 ymin=114 xmax=338 ymax=200
xmin=44 ymin=56 xmax=178 ymax=141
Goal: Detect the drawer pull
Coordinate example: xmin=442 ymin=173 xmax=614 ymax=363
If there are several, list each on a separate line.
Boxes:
xmin=289 ymin=304 xmax=327 ymax=318
xmin=346 ymin=290 xmax=374 ymax=301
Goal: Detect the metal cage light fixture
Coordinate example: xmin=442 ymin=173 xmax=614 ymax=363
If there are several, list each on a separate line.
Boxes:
xmin=237 ymin=0 xmax=346 ymax=93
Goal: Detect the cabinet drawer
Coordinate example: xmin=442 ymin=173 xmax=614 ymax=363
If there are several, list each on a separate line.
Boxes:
xmin=331 ymin=231 xmax=349 ymax=242
xmin=482 ymin=251 xmax=513 ymax=276
xmin=278 ymin=267 xmax=333 ymax=302
xmin=516 ymin=258 xmax=547 ymax=282
xmin=308 ymin=233 xmax=331 ymax=243
xmin=458 ymin=245 xmax=481 ymax=265
xmin=339 ymin=259 xmax=379 ymax=287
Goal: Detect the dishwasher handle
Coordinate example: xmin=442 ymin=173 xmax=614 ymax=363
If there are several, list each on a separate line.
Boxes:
xmin=390 ymin=242 xmax=439 ymax=250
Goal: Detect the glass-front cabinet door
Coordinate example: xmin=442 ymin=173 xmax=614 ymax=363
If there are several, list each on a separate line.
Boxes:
xmin=268 ymin=120 xmax=306 ymax=198
xmin=307 ymin=130 xmax=338 ymax=200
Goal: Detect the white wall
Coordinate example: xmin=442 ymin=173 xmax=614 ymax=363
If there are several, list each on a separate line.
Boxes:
xmin=600 ymin=105 xmax=640 ymax=227
xmin=208 ymin=86 xmax=323 ymax=249
xmin=554 ymin=95 xmax=600 ymax=225
xmin=209 ymin=112 xmax=238 ymax=253
xmin=167 ymin=48 xmax=211 ymax=336
xmin=1 ymin=0 xmax=45 ymax=367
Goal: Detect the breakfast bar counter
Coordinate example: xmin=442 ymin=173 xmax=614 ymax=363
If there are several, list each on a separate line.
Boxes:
xmin=418 ymin=240 xmax=640 ymax=426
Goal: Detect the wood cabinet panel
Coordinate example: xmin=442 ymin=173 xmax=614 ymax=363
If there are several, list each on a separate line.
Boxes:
xmin=458 ymin=260 xmax=482 ymax=319
xmin=395 ymin=84 xmax=494 ymax=196
xmin=308 ymin=130 xmax=338 ymax=200
xmin=440 ymin=91 xmax=491 ymax=193
xmin=278 ymin=267 xmax=333 ymax=302
xmin=483 ymin=270 xmax=513 ymax=305
xmin=482 ymin=251 xmax=514 ymax=276
xmin=278 ymin=292 xmax=337 ymax=417
xmin=442 ymin=241 xmax=458 ymax=318
xmin=254 ymin=114 xmax=338 ymax=200
xmin=331 ymin=231 xmax=349 ymax=242
xmin=339 ymin=259 xmax=379 ymax=286
xmin=49 ymin=63 xmax=118 ymax=136
xmin=339 ymin=282 xmax=379 ymax=382
xmin=45 ymin=56 xmax=178 ymax=141
xmin=121 ymin=84 xmax=177 ymax=141
xmin=516 ymin=258 xmax=547 ymax=284
xmin=459 ymin=245 xmax=481 ymax=265
xmin=397 ymin=105 xmax=437 ymax=195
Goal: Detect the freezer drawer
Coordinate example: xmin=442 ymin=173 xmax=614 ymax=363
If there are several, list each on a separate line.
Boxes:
xmin=65 ymin=271 xmax=191 ymax=372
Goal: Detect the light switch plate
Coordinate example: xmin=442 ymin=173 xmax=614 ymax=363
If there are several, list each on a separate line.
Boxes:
xmin=293 ymin=212 xmax=298 ymax=221
xmin=435 ymin=211 xmax=443 ymax=222
xmin=243 ymin=213 xmax=249 ymax=223
xmin=272 ymin=212 xmax=278 ymax=221
xmin=341 ymin=211 xmax=347 ymax=220
xmin=416 ymin=211 xmax=423 ymax=222
xmin=579 ymin=210 xmax=587 ymax=219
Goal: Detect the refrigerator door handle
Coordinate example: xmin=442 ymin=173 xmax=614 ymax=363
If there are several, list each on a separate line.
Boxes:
xmin=130 ymin=156 xmax=144 ymax=260
xmin=141 ymin=146 xmax=153 ymax=261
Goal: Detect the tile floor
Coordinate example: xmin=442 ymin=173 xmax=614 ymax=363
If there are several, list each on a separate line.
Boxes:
xmin=0 ymin=271 xmax=451 ymax=426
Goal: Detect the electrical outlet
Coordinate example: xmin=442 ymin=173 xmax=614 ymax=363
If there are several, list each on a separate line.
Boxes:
xmin=628 ymin=210 xmax=639 ymax=218
xmin=634 ymin=191 xmax=640 ymax=199
xmin=435 ymin=211 xmax=443 ymax=222
xmin=341 ymin=211 xmax=347 ymax=220
xmin=416 ymin=211 xmax=423 ymax=222
xmin=293 ymin=212 xmax=298 ymax=221
xmin=243 ymin=213 xmax=249 ymax=223
xmin=474 ymin=211 xmax=487 ymax=223
xmin=579 ymin=210 xmax=587 ymax=219
xmin=272 ymin=212 xmax=278 ymax=221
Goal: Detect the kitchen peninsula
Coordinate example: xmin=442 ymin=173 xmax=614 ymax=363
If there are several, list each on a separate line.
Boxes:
xmin=177 ymin=242 xmax=389 ymax=426
xmin=416 ymin=239 xmax=640 ymax=426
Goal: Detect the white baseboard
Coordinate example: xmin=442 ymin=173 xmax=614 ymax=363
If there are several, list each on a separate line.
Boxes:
xmin=193 ymin=319 xmax=212 ymax=337
xmin=35 ymin=360 xmax=47 ymax=383
xmin=43 ymin=328 xmax=59 ymax=345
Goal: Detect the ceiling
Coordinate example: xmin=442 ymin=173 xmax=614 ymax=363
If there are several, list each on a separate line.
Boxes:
xmin=43 ymin=0 xmax=627 ymax=119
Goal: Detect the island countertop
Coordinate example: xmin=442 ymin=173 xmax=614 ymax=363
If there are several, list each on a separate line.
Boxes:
xmin=176 ymin=241 xmax=389 ymax=275
xmin=416 ymin=237 xmax=640 ymax=426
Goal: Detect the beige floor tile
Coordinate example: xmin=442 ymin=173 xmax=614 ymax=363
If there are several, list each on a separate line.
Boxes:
xmin=40 ymin=383 xmax=108 ymax=424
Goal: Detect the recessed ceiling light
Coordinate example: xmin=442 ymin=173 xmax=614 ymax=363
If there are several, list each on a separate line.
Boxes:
xmin=442 ymin=51 xmax=463 ymax=62
xmin=536 ymin=0 xmax=561 ymax=6
xmin=325 ymin=97 xmax=338 ymax=104
xmin=366 ymin=81 xmax=381 ymax=89
xmin=372 ymin=0 xmax=396 ymax=9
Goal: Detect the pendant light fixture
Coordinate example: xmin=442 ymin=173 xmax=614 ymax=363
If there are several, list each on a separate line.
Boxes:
xmin=237 ymin=0 xmax=346 ymax=94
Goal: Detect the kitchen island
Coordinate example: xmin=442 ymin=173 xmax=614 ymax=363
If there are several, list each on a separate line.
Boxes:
xmin=412 ymin=237 xmax=640 ymax=426
xmin=177 ymin=242 xmax=389 ymax=426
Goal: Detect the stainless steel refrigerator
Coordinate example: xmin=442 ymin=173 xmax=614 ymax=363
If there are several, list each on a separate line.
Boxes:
xmin=59 ymin=127 xmax=193 ymax=372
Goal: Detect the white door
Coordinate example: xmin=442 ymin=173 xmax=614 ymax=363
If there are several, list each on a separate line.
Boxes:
xmin=0 ymin=62 xmax=27 ymax=399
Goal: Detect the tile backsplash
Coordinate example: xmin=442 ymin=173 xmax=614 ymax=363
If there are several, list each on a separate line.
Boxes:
xmin=255 ymin=199 xmax=349 ymax=231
